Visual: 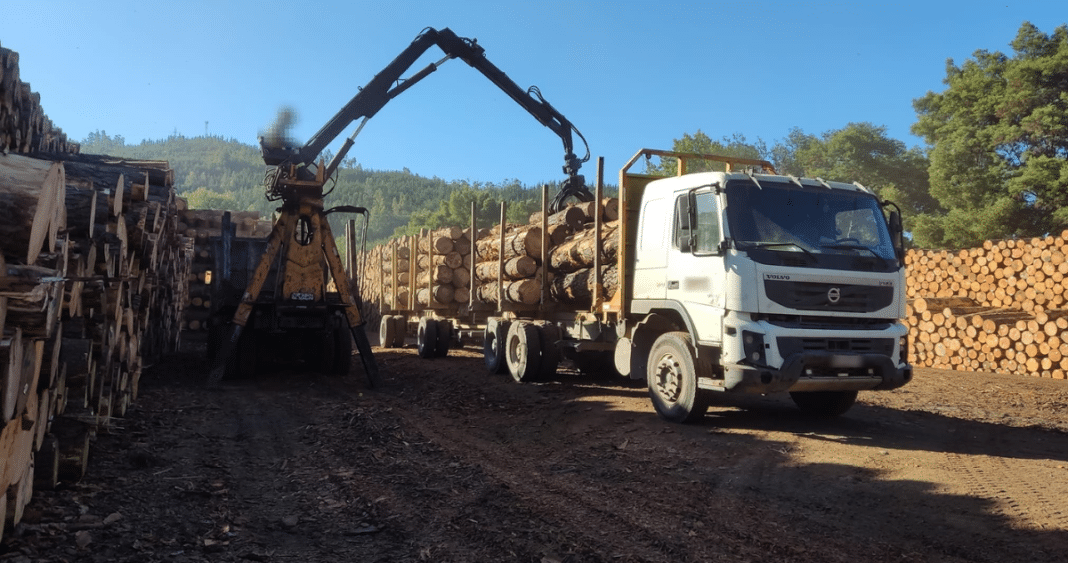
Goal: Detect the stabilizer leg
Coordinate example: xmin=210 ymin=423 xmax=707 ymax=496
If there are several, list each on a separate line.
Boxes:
xmin=350 ymin=324 xmax=381 ymax=388
xmin=207 ymin=324 xmax=243 ymax=387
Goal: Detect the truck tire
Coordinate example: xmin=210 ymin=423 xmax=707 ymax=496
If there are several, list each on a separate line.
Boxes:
xmin=789 ymin=390 xmax=858 ymax=417
xmin=647 ymin=331 xmax=710 ymax=423
xmin=391 ymin=316 xmax=407 ymax=348
xmin=506 ymin=321 xmax=542 ymax=382
xmin=417 ymin=318 xmax=438 ymax=359
xmin=484 ymin=319 xmax=509 ymax=374
xmin=379 ymin=315 xmax=396 ymax=348
xmin=536 ymin=324 xmax=562 ymax=380
xmin=435 ymin=320 xmax=453 ymax=358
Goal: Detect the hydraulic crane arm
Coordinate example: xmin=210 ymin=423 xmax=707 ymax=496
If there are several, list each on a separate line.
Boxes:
xmin=260 ymin=27 xmax=592 ymax=212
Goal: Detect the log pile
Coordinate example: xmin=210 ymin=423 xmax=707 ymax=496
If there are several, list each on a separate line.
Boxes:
xmin=906 ymin=231 xmax=1068 ymax=379
xmin=175 ymin=209 xmax=273 ymax=336
xmin=1 ymin=147 xmax=190 ymax=535
xmin=0 ymin=43 xmax=78 ymax=154
xmin=362 ymin=197 xmax=620 ymax=318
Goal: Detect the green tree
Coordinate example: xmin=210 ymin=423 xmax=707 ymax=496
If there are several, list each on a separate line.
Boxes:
xmin=649 ymin=131 xmax=772 ymax=175
xmin=184 ymin=187 xmax=240 ymax=210
xmin=793 ymin=122 xmax=939 ymax=235
xmin=912 ymin=21 xmax=1068 ymax=248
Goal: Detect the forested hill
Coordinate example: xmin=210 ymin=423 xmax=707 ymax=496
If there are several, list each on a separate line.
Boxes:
xmin=79 ymin=131 xmax=570 ymax=244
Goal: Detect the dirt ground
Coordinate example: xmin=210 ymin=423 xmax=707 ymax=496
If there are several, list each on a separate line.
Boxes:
xmin=3 ymin=334 xmax=1068 ymax=563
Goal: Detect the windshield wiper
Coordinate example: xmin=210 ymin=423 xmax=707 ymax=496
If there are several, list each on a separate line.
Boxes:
xmin=739 ymin=241 xmax=816 ymax=259
xmin=820 ymin=243 xmax=879 ymax=257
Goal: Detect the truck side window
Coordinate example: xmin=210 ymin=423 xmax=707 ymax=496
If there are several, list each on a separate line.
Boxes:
xmin=673 ymin=196 xmax=693 ymax=249
xmin=693 ymin=192 xmax=721 ymax=253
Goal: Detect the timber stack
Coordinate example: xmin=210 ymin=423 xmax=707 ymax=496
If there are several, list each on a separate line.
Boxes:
xmin=0 ymin=42 xmax=77 ymax=154
xmin=0 ymin=44 xmax=190 ymax=535
xmin=175 ymin=209 xmax=272 ymax=338
xmin=362 ymin=197 xmax=619 ymax=332
xmin=906 ymin=231 xmax=1068 ymax=380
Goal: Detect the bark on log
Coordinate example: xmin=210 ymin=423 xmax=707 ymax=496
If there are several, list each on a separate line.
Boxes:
xmin=474 ymin=256 xmax=537 ymax=282
xmin=475 ymin=225 xmax=541 ymax=262
xmin=549 ymin=265 xmax=619 ymax=306
xmin=549 ymin=220 xmax=620 ymax=273
xmin=0 ymin=154 xmax=65 ymax=264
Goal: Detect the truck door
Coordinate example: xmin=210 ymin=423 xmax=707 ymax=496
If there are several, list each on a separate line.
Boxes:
xmin=633 ymin=196 xmax=671 ymax=299
xmin=666 ymin=189 xmax=725 ymax=344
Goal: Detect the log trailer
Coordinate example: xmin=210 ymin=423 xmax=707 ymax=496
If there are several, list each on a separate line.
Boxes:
xmin=375 ymin=150 xmax=914 ymax=421
xmin=207 ymin=27 xmax=593 ymax=385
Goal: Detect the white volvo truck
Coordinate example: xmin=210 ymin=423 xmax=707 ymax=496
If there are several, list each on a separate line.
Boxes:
xmin=385 ymin=149 xmax=913 ymax=423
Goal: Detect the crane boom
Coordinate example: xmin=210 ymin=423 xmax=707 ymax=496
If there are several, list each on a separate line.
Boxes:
xmin=259 ymin=27 xmax=592 ymax=212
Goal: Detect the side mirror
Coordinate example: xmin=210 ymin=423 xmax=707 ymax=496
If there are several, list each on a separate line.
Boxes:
xmin=888 ymin=210 xmax=905 ymax=261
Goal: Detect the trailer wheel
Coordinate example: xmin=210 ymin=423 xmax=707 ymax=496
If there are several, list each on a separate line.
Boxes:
xmin=417 ymin=318 xmax=438 ymax=359
xmin=536 ymin=324 xmax=562 ymax=380
xmin=391 ymin=316 xmax=407 ymax=348
xmin=380 ymin=315 xmax=396 ymax=348
xmin=647 ymin=332 xmax=709 ymax=423
xmin=506 ymin=321 xmax=542 ymax=382
xmin=484 ymin=319 xmax=510 ymax=374
xmin=789 ymin=390 xmax=858 ymax=417
xmin=435 ymin=320 xmax=453 ymax=358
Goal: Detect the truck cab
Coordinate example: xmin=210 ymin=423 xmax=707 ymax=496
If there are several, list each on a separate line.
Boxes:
xmin=618 ymin=150 xmax=912 ymax=421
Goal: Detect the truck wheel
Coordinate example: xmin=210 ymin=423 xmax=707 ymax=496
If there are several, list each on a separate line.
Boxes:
xmin=484 ymin=320 xmax=510 ymax=374
xmin=536 ymin=324 xmax=562 ymax=380
xmin=435 ymin=320 xmax=453 ymax=358
xmin=417 ymin=318 xmax=438 ymax=359
xmin=789 ymin=390 xmax=858 ymax=417
xmin=379 ymin=315 xmax=396 ymax=348
xmin=391 ymin=316 xmax=407 ymax=348
xmin=647 ymin=332 xmax=709 ymax=423
xmin=506 ymin=321 xmax=542 ymax=382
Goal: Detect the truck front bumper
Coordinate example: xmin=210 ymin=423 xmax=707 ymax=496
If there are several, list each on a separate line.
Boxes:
xmin=718 ymin=352 xmax=912 ymax=394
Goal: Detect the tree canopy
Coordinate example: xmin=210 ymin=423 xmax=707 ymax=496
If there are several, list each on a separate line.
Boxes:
xmin=911 ymin=21 xmax=1068 ymax=248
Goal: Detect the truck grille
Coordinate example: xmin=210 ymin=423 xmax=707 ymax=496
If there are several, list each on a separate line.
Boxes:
xmin=764 ymin=280 xmax=893 ymax=313
xmin=777 ymin=337 xmax=894 ymax=358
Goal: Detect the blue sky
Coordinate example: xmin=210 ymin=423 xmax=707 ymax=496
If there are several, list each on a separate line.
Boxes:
xmin=2 ymin=1 xmax=1064 ymax=186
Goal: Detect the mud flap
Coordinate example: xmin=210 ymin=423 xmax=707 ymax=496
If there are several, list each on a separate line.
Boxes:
xmin=350 ymin=324 xmax=381 ymax=388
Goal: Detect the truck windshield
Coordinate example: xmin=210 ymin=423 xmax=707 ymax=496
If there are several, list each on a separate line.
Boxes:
xmin=725 ymin=180 xmax=895 ymax=261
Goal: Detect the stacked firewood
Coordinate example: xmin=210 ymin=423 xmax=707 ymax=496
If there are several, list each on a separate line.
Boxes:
xmin=362 ymin=198 xmax=619 ymax=316
xmin=176 ymin=209 xmax=273 ymax=336
xmin=906 ymin=231 xmax=1068 ymax=379
xmin=0 ymin=43 xmax=77 ymax=154
xmin=0 ymin=149 xmax=190 ymax=534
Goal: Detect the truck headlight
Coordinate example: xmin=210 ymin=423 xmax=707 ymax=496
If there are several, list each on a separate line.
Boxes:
xmin=899 ymin=336 xmax=909 ymax=363
xmin=743 ymin=331 xmax=766 ymax=366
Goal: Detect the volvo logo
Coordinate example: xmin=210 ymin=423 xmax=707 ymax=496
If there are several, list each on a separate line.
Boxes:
xmin=827 ymin=287 xmax=841 ymax=303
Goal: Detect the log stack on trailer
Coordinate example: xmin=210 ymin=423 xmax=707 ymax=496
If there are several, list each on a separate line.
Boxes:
xmin=0 ymin=44 xmax=190 ymax=536
xmin=905 ymin=232 xmax=1068 ymax=379
xmin=362 ymin=195 xmax=619 ymax=348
